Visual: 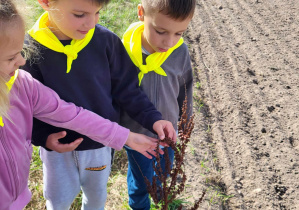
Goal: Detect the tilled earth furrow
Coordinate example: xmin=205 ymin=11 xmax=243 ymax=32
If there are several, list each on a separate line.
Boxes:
xmin=184 ymin=0 xmax=299 ymax=209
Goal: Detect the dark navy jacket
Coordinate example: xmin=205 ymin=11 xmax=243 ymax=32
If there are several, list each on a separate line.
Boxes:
xmin=23 ymin=24 xmax=162 ymax=151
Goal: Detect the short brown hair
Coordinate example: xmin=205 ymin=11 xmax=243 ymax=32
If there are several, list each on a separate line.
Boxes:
xmin=141 ymin=0 xmax=196 ymax=20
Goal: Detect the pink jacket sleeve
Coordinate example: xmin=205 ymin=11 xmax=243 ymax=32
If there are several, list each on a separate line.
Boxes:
xmin=23 ymin=71 xmax=129 ymax=151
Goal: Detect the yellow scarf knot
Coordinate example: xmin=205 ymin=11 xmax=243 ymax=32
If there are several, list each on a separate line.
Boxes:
xmin=139 ymin=65 xmax=150 ymax=74
xmin=122 ymin=22 xmax=183 ymax=85
xmin=64 ymin=45 xmax=78 ymax=60
xmin=28 ymin=12 xmax=94 ymax=73
xmin=0 ymin=70 xmax=19 ymax=127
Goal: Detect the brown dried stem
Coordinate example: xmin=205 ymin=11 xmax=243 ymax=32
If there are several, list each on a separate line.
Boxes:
xmin=144 ymin=95 xmax=205 ymax=209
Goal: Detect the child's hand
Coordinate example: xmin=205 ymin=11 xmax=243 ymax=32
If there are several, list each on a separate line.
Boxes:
xmin=45 ymin=131 xmax=83 ymax=153
xmin=125 ymin=132 xmax=164 ymax=159
xmin=153 ymin=120 xmax=177 ymax=142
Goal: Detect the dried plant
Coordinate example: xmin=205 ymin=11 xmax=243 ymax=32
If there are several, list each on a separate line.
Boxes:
xmin=144 ymin=95 xmax=206 ymax=209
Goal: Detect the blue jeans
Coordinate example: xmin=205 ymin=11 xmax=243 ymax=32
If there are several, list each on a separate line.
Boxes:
xmin=125 ymin=146 xmax=174 ymax=210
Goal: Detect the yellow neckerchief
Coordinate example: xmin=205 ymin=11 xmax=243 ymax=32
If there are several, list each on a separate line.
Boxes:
xmin=122 ymin=22 xmax=184 ymax=86
xmin=0 ymin=70 xmax=19 ymax=127
xmin=28 ymin=12 xmax=95 ymax=73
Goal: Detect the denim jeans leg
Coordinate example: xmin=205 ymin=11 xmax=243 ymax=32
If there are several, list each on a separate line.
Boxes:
xmin=126 ymin=147 xmax=153 ymax=210
xmin=153 ymin=146 xmax=175 ymax=195
xmin=126 ymin=146 xmax=175 ymax=209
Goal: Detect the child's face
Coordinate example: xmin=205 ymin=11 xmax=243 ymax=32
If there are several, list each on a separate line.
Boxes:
xmin=43 ymin=0 xmax=101 ymax=40
xmin=0 ymin=24 xmax=26 ymax=80
xmin=140 ymin=7 xmax=191 ymax=54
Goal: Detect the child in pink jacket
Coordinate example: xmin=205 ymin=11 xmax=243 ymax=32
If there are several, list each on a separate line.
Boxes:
xmin=0 ymin=1 xmax=171 ymax=209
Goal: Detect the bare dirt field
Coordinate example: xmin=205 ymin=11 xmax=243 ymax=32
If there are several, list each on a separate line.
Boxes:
xmin=183 ymin=0 xmax=299 ymax=209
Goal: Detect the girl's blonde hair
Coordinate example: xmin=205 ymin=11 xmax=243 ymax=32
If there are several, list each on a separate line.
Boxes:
xmin=0 ymin=0 xmax=24 ymax=119
xmin=0 ymin=74 xmax=9 ymax=119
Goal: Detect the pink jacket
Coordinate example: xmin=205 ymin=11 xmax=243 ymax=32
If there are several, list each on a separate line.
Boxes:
xmin=0 ymin=70 xmax=130 ymax=210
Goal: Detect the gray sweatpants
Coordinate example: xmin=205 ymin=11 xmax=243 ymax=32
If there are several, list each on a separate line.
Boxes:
xmin=40 ymin=147 xmax=112 ymax=210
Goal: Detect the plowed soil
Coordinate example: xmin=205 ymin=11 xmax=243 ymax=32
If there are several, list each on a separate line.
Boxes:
xmin=183 ymin=0 xmax=299 ymax=209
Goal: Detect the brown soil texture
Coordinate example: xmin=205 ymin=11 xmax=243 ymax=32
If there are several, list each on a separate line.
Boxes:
xmin=183 ymin=0 xmax=299 ymax=209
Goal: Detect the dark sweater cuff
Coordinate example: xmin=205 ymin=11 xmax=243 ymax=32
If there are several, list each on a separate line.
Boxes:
xmin=144 ymin=113 xmax=163 ymax=134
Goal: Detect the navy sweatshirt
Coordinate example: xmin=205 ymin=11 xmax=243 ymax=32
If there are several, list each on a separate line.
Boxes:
xmin=23 ymin=24 xmax=162 ymax=151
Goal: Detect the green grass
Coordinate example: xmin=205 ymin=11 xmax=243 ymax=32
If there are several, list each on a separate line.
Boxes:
xmin=150 ymin=198 xmax=190 ymax=210
xmin=195 ymin=81 xmax=201 ymax=89
xmin=99 ymin=0 xmax=140 ymax=37
xmin=24 ymin=0 xmax=140 ymax=37
xmin=193 ymin=94 xmax=204 ymax=113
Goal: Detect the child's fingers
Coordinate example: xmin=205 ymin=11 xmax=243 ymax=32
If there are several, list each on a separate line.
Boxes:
xmin=157 ymin=147 xmax=164 ymax=155
xmin=160 ymin=142 xmax=169 ymax=147
xmin=46 ymin=131 xmax=83 ymax=153
xmin=165 ymin=126 xmax=177 ymax=142
xmin=153 ymin=121 xmax=167 ymax=139
xmin=171 ymin=131 xmax=177 ymax=142
xmin=145 ymin=136 xmax=166 ymax=154
xmin=146 ymin=149 xmax=158 ymax=157
xmin=58 ymin=138 xmax=83 ymax=152
xmin=146 ymin=136 xmax=159 ymax=143
xmin=141 ymin=151 xmax=153 ymax=159
xmin=67 ymin=138 xmax=84 ymax=149
xmin=147 ymin=138 xmax=166 ymax=154
xmin=50 ymin=131 xmax=67 ymax=140
xmin=148 ymin=145 xmax=164 ymax=156
xmin=155 ymin=126 xmax=165 ymax=140
xmin=46 ymin=131 xmax=67 ymax=151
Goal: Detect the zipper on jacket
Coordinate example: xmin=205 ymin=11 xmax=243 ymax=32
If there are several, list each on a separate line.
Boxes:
xmin=154 ymin=73 xmax=158 ymax=107
xmin=0 ymin=128 xmax=19 ymax=200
